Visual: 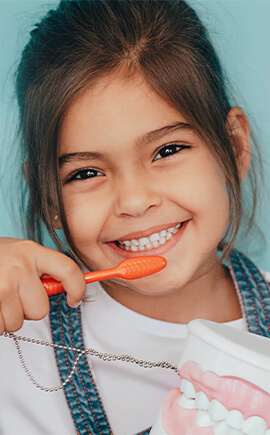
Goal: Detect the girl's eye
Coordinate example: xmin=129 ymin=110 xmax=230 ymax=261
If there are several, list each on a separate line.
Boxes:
xmin=154 ymin=144 xmax=189 ymax=160
xmin=66 ymin=168 xmax=103 ymax=182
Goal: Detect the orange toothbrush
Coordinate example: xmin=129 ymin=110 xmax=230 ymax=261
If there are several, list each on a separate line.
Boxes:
xmin=42 ymin=256 xmax=167 ymax=296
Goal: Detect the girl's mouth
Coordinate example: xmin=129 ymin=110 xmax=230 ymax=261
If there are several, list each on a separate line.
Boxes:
xmin=107 ymin=221 xmax=188 ymax=258
xmin=116 ymin=223 xmax=182 ymax=252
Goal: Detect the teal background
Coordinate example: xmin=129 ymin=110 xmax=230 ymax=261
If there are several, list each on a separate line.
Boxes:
xmin=1 ymin=1 xmax=270 ymax=267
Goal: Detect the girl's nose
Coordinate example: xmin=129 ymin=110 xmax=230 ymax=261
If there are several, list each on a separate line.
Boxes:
xmin=114 ymin=176 xmax=162 ymax=218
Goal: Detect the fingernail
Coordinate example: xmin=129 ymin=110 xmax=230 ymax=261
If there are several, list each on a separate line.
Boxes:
xmin=68 ymin=300 xmax=81 ymax=309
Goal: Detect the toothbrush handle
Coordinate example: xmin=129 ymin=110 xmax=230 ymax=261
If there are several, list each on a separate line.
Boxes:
xmin=42 ymin=278 xmax=65 ymax=296
xmin=42 ymin=269 xmax=118 ymax=296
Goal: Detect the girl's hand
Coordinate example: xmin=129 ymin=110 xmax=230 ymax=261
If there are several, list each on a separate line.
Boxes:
xmin=0 ymin=238 xmax=86 ymax=335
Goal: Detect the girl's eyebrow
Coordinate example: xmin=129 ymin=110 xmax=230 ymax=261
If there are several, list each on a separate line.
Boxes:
xmin=58 ymin=122 xmax=193 ymax=167
xmin=59 ymin=151 xmax=103 ymax=167
xmin=136 ymin=122 xmax=193 ymax=148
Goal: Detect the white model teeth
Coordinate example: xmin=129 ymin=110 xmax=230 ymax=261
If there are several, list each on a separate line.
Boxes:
xmin=209 ymin=399 xmax=228 ymax=421
xmin=117 ymin=223 xmax=182 ymax=251
xmin=226 ymin=410 xmax=244 ymax=430
xmin=195 ymin=391 xmax=209 ymax=411
xmin=180 ymin=379 xmax=196 ymax=398
xmin=178 ymin=378 xmax=269 ymax=435
xmin=242 ymin=416 xmax=267 ymax=435
xmin=178 ymin=394 xmax=197 ymax=409
xmin=178 ymin=378 xmax=196 ymax=409
xmin=214 ymin=421 xmax=231 ymax=435
xmin=196 ymin=410 xmax=214 ymax=427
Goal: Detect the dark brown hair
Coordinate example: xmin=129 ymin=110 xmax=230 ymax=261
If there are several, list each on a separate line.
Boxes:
xmin=16 ymin=0 xmax=262 ymax=265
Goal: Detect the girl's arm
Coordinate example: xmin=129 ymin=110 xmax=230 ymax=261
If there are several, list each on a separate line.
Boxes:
xmin=0 ymin=238 xmax=86 ymax=335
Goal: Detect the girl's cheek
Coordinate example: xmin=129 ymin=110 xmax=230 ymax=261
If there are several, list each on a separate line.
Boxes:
xmin=64 ymin=199 xmax=109 ymax=241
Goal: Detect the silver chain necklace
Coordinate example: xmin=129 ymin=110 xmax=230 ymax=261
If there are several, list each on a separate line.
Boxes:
xmin=3 ymin=332 xmax=178 ymax=393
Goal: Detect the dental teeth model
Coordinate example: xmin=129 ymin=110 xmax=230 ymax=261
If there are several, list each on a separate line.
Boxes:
xmin=150 ymin=319 xmax=270 ymax=435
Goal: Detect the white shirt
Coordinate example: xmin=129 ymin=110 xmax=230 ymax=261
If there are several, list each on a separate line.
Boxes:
xmin=0 ymin=281 xmax=247 ymax=435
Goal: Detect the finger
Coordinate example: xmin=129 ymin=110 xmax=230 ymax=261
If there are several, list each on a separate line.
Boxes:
xmin=19 ymin=277 xmax=50 ymax=320
xmin=34 ymin=248 xmax=86 ymax=308
xmin=1 ymin=295 xmax=24 ymax=333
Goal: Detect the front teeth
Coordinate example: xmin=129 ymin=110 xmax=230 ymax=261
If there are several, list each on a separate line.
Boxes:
xmin=196 ymin=391 xmax=209 ymax=411
xmin=178 ymin=378 xmax=269 ymax=435
xmin=118 ymin=223 xmax=181 ymax=251
xmin=180 ymin=379 xmax=196 ymax=398
xmin=179 ymin=379 xmax=197 ymax=409
xmin=178 ymin=394 xmax=197 ymax=409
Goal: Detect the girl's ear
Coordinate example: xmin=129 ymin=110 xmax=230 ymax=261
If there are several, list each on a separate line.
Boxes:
xmin=226 ymin=106 xmax=251 ymax=182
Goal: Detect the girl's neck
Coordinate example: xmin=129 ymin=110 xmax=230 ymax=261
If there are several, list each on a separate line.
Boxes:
xmin=101 ymin=263 xmax=242 ymax=324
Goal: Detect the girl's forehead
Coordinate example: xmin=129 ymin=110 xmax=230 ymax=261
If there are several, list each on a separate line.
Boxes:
xmin=59 ymin=71 xmax=189 ymax=150
xmin=65 ymin=71 xmax=166 ymax=116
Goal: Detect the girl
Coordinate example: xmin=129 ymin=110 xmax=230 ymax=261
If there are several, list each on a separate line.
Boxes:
xmin=0 ymin=1 xmax=269 ymax=434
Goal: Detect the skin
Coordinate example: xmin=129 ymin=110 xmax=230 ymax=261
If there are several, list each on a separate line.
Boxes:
xmin=57 ymin=71 xmax=250 ymax=323
xmin=0 ymin=71 xmax=251 ymax=333
xmin=0 ymin=238 xmax=86 ymax=333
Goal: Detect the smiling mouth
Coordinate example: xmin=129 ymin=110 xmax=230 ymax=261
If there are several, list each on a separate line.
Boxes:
xmin=114 ymin=223 xmax=183 ymax=252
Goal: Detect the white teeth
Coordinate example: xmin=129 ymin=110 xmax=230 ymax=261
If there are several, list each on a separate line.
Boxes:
xmin=166 ymin=232 xmax=172 ymax=241
xmin=180 ymin=379 xmax=196 ymax=399
xmin=139 ymin=237 xmax=149 ymax=246
xmin=160 ymin=230 xmax=167 ymax=238
xmin=178 ymin=394 xmax=196 ymax=409
xmin=117 ymin=223 xmax=182 ymax=251
xmin=226 ymin=410 xmax=244 ymax=430
xmin=177 ymin=378 xmax=269 ymax=435
xmin=149 ymin=233 xmax=159 ymax=242
xmin=195 ymin=391 xmax=209 ymax=411
xmin=196 ymin=410 xmax=214 ymax=427
xmin=242 ymin=416 xmax=267 ymax=435
xmin=208 ymin=399 xmax=228 ymax=422
xmin=178 ymin=378 xmax=196 ymax=409
xmin=214 ymin=421 xmax=231 ymax=435
xmin=229 ymin=430 xmax=243 ymax=435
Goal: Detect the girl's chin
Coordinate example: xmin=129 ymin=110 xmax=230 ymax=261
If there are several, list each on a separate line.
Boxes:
xmin=107 ymin=271 xmax=182 ymax=297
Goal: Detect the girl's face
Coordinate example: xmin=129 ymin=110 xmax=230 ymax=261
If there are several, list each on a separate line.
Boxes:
xmin=59 ymin=72 xmax=230 ymax=296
